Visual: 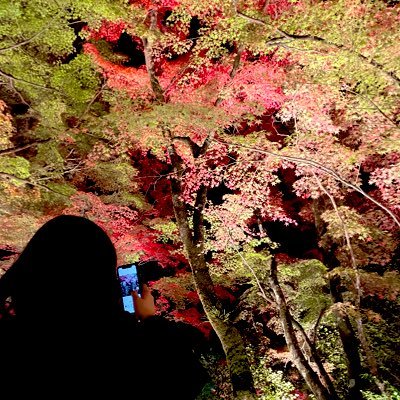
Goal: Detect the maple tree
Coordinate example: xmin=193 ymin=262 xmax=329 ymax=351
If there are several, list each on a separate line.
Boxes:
xmin=1 ymin=0 xmax=400 ymax=398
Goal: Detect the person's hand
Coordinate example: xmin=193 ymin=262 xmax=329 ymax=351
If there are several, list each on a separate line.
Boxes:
xmin=132 ymin=284 xmax=156 ymax=320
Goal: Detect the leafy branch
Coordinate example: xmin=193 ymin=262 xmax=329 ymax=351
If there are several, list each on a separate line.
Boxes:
xmin=269 ymin=257 xmax=337 ymax=400
xmin=215 ymin=44 xmax=244 ymax=106
xmin=226 ymin=227 xmax=337 ymax=398
xmin=341 ymin=87 xmax=400 ymax=129
xmin=236 ymin=11 xmax=400 ymax=85
xmin=215 ymin=139 xmax=400 ymax=228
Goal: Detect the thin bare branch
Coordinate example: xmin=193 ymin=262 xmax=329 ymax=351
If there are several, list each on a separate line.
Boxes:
xmin=0 ymin=27 xmax=49 ymax=53
xmin=8 ymin=79 xmax=30 ymax=106
xmin=0 ymin=138 xmax=51 ymax=156
xmin=342 ymin=87 xmax=400 ymax=128
xmin=0 ymin=172 xmax=69 ymax=197
xmin=0 ymin=69 xmax=57 ymax=91
xmin=230 ymin=238 xmax=271 ymax=303
xmin=311 ymin=306 xmax=328 ymax=345
xmin=75 ymin=82 xmax=107 ymax=126
xmin=215 ymin=45 xmax=244 ymax=106
xmin=313 ymin=173 xmax=358 ymax=272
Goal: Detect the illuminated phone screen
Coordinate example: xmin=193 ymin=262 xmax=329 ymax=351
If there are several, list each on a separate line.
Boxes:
xmin=118 ymin=265 xmax=140 ymax=313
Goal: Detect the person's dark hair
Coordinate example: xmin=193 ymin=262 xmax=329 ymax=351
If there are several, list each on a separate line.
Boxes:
xmin=0 ymin=215 xmax=120 ymax=321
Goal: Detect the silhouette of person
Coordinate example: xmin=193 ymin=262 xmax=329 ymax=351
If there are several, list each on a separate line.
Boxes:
xmin=0 ymin=215 xmax=207 ymax=399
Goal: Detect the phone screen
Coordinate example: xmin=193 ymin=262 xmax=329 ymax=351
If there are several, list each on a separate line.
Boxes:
xmin=117 ymin=264 xmax=140 ymax=313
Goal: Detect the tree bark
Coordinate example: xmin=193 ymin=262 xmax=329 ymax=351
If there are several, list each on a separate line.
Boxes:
xmin=313 ymin=198 xmax=364 ymax=400
xmin=168 ymin=143 xmax=256 ymax=399
xmin=142 ymin=10 xmax=165 ymax=103
xmin=269 ymin=257 xmax=335 ymax=400
xmin=291 ymin=316 xmax=339 ymax=399
xmin=329 ymin=275 xmax=364 ymax=400
xmin=0 ymin=138 xmax=51 ymax=156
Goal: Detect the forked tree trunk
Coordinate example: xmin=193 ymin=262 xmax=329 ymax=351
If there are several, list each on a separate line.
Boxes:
xmin=291 ymin=317 xmax=339 ymax=398
xmin=313 ymin=199 xmax=364 ymax=400
xmin=269 ymin=257 xmax=337 ymax=400
xmin=142 ymin=21 xmax=255 ymax=395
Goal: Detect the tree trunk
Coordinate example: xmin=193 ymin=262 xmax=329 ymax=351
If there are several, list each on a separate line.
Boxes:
xmin=269 ymin=257 xmax=334 ymax=400
xmin=291 ymin=316 xmax=339 ymax=399
xmin=168 ymin=145 xmax=255 ymax=399
xmin=142 ymin=10 xmax=165 ymax=103
xmin=313 ymin=198 xmax=364 ymax=400
xmin=139 ymin=11 xmax=255 ymax=397
xmin=330 ymin=276 xmax=364 ymax=400
xmin=142 ymin=25 xmax=255 ymax=394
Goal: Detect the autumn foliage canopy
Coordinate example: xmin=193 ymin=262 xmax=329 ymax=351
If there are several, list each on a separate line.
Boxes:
xmin=0 ymin=0 xmax=399 ymax=398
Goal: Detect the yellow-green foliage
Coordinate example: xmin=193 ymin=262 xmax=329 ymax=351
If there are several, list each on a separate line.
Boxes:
xmin=101 ymin=191 xmax=150 ymax=210
xmin=35 ymin=182 xmax=76 ymax=211
xmin=362 ymin=386 xmax=400 ymax=400
xmin=0 ymin=156 xmax=30 ymax=179
xmin=122 ymin=253 xmax=141 ymax=265
xmin=210 ymin=240 xmax=275 ymax=281
xmin=101 ymin=100 xmax=233 ymax=160
xmin=33 ymin=142 xmax=65 ymax=173
xmin=247 ymin=347 xmax=297 ymax=400
xmin=45 ymin=182 xmax=76 ymax=196
xmin=51 ymin=54 xmax=101 ymax=108
xmin=148 ymin=219 xmax=179 ymax=243
xmin=0 ymin=101 xmax=14 ymax=150
xmin=321 ymin=206 xmax=373 ymax=241
xmin=85 ymin=160 xmax=138 ymax=193
xmin=35 ymin=99 xmax=67 ymax=130
xmin=0 ymin=0 xmax=130 ymax=134
xmin=279 ymin=0 xmax=400 ymax=111
xmin=70 ymin=0 xmax=131 ymax=27
xmin=320 ymin=207 xmax=397 ymax=267
xmin=279 ymin=259 xmax=332 ymax=327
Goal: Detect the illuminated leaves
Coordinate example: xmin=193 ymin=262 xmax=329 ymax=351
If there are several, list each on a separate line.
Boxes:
xmin=0 ymin=101 xmax=14 ymax=151
xmin=84 ymin=160 xmax=139 ymax=193
xmin=86 ymin=19 xmax=127 ymax=43
xmin=369 ymin=161 xmax=400 ymax=213
xmin=1 ymin=0 xmax=399 ymax=351
xmin=84 ymin=43 xmax=151 ymax=98
xmin=278 ymin=84 xmax=341 ymax=136
xmin=0 ymin=157 xmax=30 ymax=179
xmin=218 ymin=59 xmax=286 ymax=117
xmin=319 ymin=206 xmax=397 ymax=266
xmin=51 ymin=54 xmax=101 ymax=108
xmin=321 ymin=206 xmax=373 ymax=242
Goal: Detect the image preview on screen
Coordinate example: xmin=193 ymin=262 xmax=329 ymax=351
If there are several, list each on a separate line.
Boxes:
xmin=118 ymin=265 xmax=140 ymax=313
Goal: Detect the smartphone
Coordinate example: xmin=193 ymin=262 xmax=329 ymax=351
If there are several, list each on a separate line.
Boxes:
xmin=117 ymin=264 xmax=141 ymax=313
